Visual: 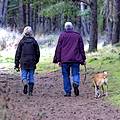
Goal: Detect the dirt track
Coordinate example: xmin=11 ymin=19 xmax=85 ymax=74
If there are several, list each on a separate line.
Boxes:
xmin=0 ymin=70 xmax=120 ymax=120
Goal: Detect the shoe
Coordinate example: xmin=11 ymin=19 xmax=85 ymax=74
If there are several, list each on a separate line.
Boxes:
xmin=28 ymin=83 xmax=34 ymax=96
xmin=73 ymin=83 xmax=79 ymax=96
xmin=23 ymin=84 xmax=28 ymax=94
xmin=64 ymin=93 xmax=71 ymax=97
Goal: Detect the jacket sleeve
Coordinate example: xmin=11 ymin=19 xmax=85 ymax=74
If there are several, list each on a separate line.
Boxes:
xmin=53 ymin=35 xmax=63 ymax=63
xmin=34 ymin=40 xmax=40 ymax=64
xmin=79 ymin=36 xmax=86 ymax=63
xmin=15 ymin=41 xmax=22 ymax=68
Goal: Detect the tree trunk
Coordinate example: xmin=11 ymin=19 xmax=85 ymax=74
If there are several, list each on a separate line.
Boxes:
xmin=0 ymin=0 xmax=8 ymax=27
xmin=27 ymin=2 xmax=31 ymax=26
xmin=0 ymin=0 xmax=3 ymax=27
xmin=42 ymin=16 xmax=45 ymax=33
xmin=52 ymin=16 xmax=57 ymax=32
xmin=73 ymin=0 xmax=98 ymax=52
xmin=104 ymin=0 xmax=113 ymax=45
xmin=2 ymin=0 xmax=8 ymax=26
xmin=47 ymin=17 xmax=52 ymax=33
xmin=18 ymin=0 xmax=24 ymax=32
xmin=80 ymin=2 xmax=89 ymax=37
xmin=60 ymin=14 xmax=64 ymax=31
xmin=23 ymin=4 xmax=27 ymax=26
xmin=112 ymin=0 xmax=120 ymax=44
xmin=33 ymin=6 xmax=39 ymax=33
xmin=89 ymin=0 xmax=98 ymax=52
xmin=118 ymin=2 xmax=120 ymax=41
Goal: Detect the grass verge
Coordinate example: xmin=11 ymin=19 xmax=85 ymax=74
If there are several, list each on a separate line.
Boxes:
xmin=87 ymin=44 xmax=120 ymax=106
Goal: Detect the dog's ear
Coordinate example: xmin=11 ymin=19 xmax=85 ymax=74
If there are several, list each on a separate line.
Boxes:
xmin=104 ymin=71 xmax=108 ymax=78
xmin=104 ymin=71 xmax=107 ymax=75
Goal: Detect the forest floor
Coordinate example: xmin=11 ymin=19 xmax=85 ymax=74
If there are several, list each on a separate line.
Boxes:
xmin=0 ymin=68 xmax=120 ymax=120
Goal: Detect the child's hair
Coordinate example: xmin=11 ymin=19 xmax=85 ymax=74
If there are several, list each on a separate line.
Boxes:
xmin=22 ymin=26 xmax=33 ymax=37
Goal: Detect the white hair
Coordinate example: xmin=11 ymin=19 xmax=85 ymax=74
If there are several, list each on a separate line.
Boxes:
xmin=64 ymin=22 xmax=73 ymax=30
xmin=22 ymin=26 xmax=33 ymax=37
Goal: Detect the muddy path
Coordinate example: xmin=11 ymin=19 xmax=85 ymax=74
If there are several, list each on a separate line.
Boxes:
xmin=0 ymin=70 xmax=120 ymax=120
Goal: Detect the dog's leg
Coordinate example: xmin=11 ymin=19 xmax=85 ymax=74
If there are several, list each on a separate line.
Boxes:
xmin=95 ymin=85 xmax=100 ymax=98
xmin=104 ymin=79 xmax=108 ymax=96
xmin=97 ymin=85 xmax=100 ymax=98
xmin=105 ymin=83 xmax=108 ymax=96
xmin=95 ymin=86 xmax=98 ymax=98
xmin=101 ymin=85 xmax=105 ymax=96
xmin=103 ymin=82 xmax=108 ymax=96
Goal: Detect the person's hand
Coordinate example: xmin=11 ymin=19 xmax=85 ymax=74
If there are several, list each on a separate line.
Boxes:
xmin=84 ymin=61 xmax=86 ymax=65
xmin=81 ymin=61 xmax=86 ymax=65
xmin=14 ymin=66 xmax=20 ymax=72
xmin=58 ymin=62 xmax=61 ymax=67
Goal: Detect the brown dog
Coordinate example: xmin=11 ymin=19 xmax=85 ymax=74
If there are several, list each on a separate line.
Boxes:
xmin=92 ymin=71 xmax=108 ymax=98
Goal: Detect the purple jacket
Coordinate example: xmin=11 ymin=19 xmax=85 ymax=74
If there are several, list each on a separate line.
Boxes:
xmin=53 ymin=30 xmax=86 ymax=64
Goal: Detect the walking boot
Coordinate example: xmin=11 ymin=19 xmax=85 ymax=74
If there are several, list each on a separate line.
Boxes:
xmin=22 ymin=80 xmax=28 ymax=94
xmin=64 ymin=93 xmax=71 ymax=97
xmin=28 ymin=83 xmax=34 ymax=96
xmin=73 ymin=83 xmax=79 ymax=96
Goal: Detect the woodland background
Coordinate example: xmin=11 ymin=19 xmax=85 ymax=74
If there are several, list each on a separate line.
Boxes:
xmin=0 ymin=0 xmax=120 ymax=52
xmin=1 ymin=1 xmax=120 ymax=119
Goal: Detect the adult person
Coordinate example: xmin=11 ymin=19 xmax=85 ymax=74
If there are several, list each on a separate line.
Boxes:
xmin=15 ymin=26 xmax=40 ymax=96
xmin=53 ymin=22 xmax=86 ymax=97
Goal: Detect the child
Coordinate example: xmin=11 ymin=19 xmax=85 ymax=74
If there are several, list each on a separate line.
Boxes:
xmin=15 ymin=26 xmax=40 ymax=96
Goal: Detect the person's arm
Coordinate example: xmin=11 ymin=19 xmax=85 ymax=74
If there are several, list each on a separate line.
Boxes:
xmin=53 ymin=34 xmax=63 ymax=63
xmin=15 ymin=41 xmax=22 ymax=68
xmin=34 ymin=40 xmax=40 ymax=64
xmin=79 ymin=36 xmax=86 ymax=64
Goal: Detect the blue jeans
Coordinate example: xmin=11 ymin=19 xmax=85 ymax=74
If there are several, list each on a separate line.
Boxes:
xmin=61 ymin=63 xmax=80 ymax=94
xmin=21 ymin=69 xmax=35 ymax=84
